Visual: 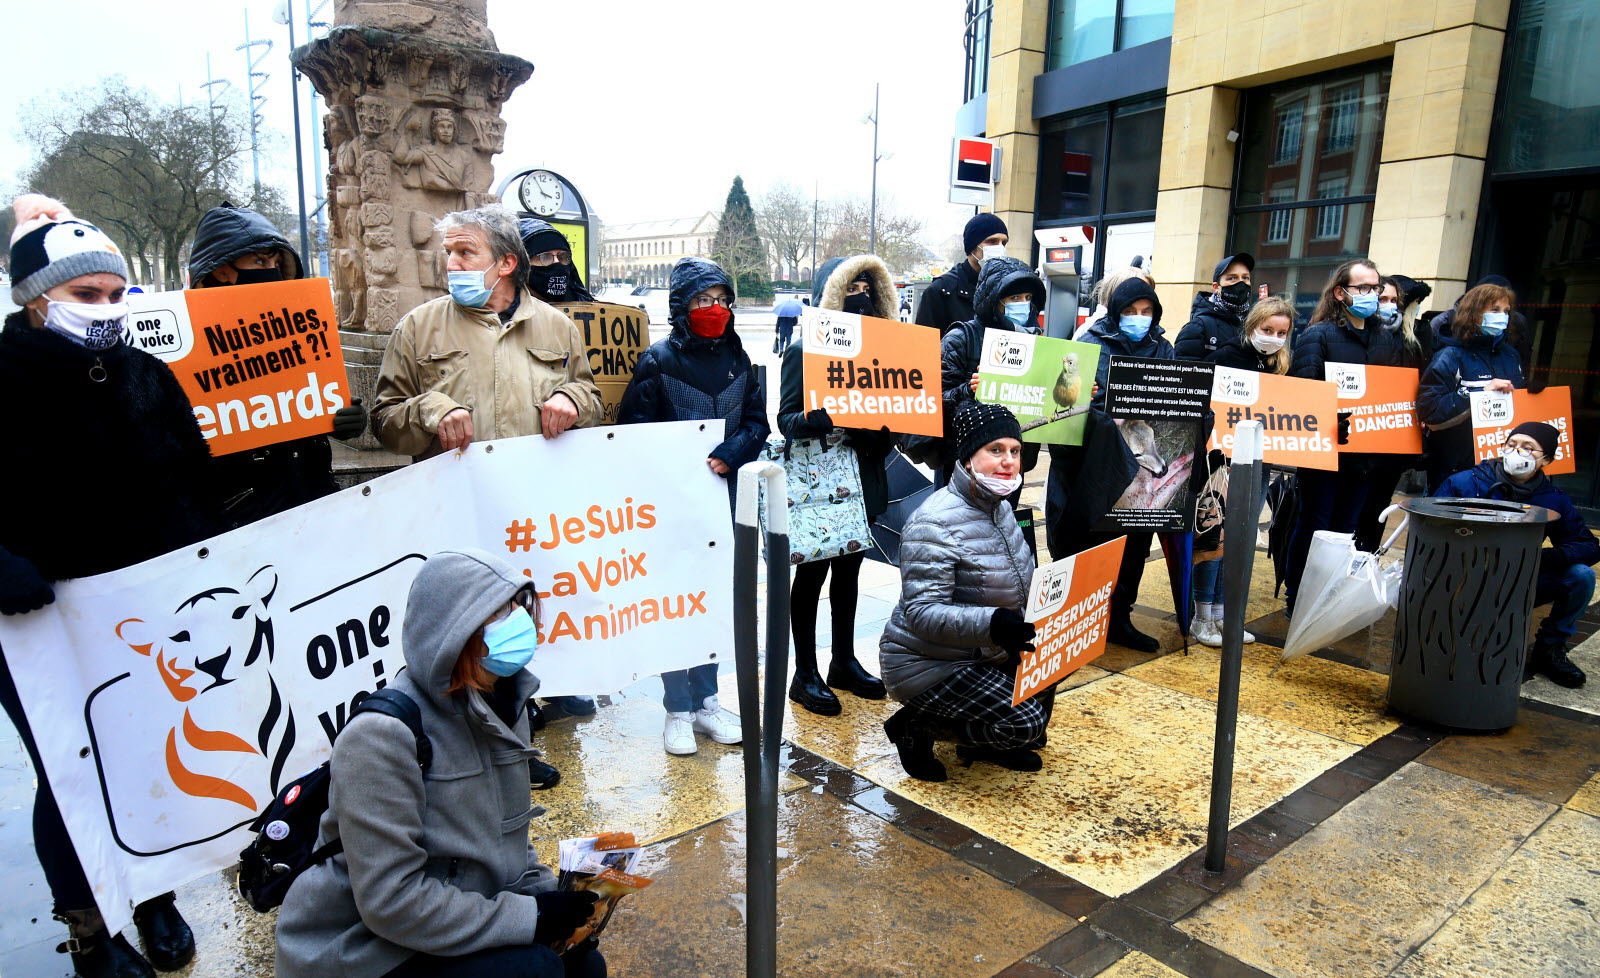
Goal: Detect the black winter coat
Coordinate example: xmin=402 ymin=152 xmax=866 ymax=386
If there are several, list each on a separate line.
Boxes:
xmin=1079 ymin=277 xmax=1175 ymax=409
xmin=1289 ymin=314 xmax=1404 ymax=381
xmin=1207 ymin=337 xmax=1277 ymax=372
xmin=1174 ymin=292 xmax=1243 ymax=361
xmin=915 ymin=260 xmax=978 ymax=336
xmin=0 ymin=311 xmax=221 ymax=583
xmin=939 ymin=257 xmax=1044 ymax=472
xmin=777 ymin=343 xmax=892 ymax=520
xmin=1045 ymin=410 xmax=1139 ymax=560
xmin=188 ymin=203 xmax=304 ymax=283
xmin=617 ymin=259 xmax=770 ymax=503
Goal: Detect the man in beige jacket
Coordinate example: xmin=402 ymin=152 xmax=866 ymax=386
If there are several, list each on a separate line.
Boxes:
xmin=372 ymin=204 xmax=601 ymax=460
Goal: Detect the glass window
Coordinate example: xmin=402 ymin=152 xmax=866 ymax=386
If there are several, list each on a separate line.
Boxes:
xmin=965 ymin=1 xmax=992 ymax=100
xmin=1048 ymin=0 xmax=1117 ymax=69
xmin=1266 ymin=186 xmax=1295 ymax=243
xmin=1273 ymin=102 xmax=1304 ymax=164
xmin=1492 ymin=0 xmax=1600 ymax=174
xmin=1323 ymin=84 xmax=1361 ymax=153
xmin=1104 ymin=100 xmax=1165 ymax=214
xmin=1038 ymin=111 xmax=1107 ymax=221
xmin=1235 ymin=62 xmax=1390 ymax=207
xmin=1119 ymin=0 xmax=1175 ymax=49
xmin=1313 ymin=178 xmax=1347 ymax=240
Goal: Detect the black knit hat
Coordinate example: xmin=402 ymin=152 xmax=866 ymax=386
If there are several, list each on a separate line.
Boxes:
xmin=1509 ymin=421 xmax=1559 ymax=460
xmin=963 ymin=213 xmax=1009 ymax=255
xmin=953 ymin=401 xmax=1022 ymax=463
xmin=518 ymin=218 xmax=570 ymax=258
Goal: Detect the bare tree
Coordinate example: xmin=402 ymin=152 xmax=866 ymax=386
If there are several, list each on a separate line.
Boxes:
xmin=756 ymin=180 xmax=812 ymax=282
xmin=817 ymin=196 xmax=931 ymax=278
xmin=20 ymin=80 xmax=267 ymax=289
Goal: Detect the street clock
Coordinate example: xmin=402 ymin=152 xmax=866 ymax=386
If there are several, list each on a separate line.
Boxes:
xmin=519 ymin=169 xmax=565 ymax=216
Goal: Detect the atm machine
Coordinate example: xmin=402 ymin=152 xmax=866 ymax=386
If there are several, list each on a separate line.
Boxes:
xmin=1038 ymin=243 xmax=1082 ymax=339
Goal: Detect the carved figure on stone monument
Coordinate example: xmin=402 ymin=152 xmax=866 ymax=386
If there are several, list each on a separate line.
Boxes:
xmin=367 ymin=286 xmax=401 ymax=332
xmin=356 ymin=95 xmax=393 ymax=141
xmin=395 ymin=109 xmax=474 ymax=193
xmin=334 ymin=247 xmax=365 ymax=325
xmin=360 ymin=150 xmax=393 ymax=202
xmin=468 ymin=113 xmax=506 ymax=153
xmin=326 ymin=111 xmax=357 ymax=176
xmin=363 ymin=226 xmax=400 ymax=284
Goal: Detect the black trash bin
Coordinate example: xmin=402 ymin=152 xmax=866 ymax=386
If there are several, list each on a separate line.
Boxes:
xmin=1389 ymin=497 xmax=1558 ymax=729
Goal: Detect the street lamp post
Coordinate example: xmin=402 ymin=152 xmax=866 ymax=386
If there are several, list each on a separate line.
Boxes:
xmin=868 ymin=83 xmax=879 ymax=255
xmin=274 ymin=0 xmax=312 ymax=269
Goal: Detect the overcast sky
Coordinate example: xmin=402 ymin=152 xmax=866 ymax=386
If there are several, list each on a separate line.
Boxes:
xmin=0 ymin=0 xmax=976 ymax=248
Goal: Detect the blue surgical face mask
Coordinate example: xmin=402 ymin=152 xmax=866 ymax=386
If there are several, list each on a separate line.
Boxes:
xmin=1003 ymin=300 xmax=1033 ymax=329
xmin=1120 ymin=314 xmax=1152 ymax=342
xmin=448 ymin=268 xmax=495 ymax=308
xmin=481 ymin=606 xmax=539 ymax=677
xmin=1343 ymin=291 xmax=1379 ymax=319
xmin=1480 ymin=311 xmax=1509 ymax=337
xmin=1378 ymin=303 xmax=1401 ymax=330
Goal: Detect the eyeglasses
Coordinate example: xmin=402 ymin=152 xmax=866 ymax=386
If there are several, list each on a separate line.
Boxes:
xmin=1503 ymin=442 xmax=1545 ymax=459
xmin=529 ymin=249 xmax=571 ymax=267
xmin=690 ymin=294 xmax=734 ymax=309
xmin=489 ymin=587 xmax=541 ymax=624
xmin=845 ymin=282 xmax=872 ymax=296
xmin=1341 ymin=283 xmax=1381 ymax=296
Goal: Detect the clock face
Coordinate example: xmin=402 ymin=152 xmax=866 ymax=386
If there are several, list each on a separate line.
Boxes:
xmin=520 ymin=170 xmax=564 ymax=216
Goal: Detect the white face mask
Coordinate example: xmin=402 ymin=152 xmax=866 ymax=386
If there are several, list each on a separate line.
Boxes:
xmin=1251 ymin=332 xmax=1286 ymax=354
xmin=973 ymin=471 xmax=1023 ymax=497
xmin=981 ymin=244 xmax=1007 ymax=262
xmin=1499 ymin=446 xmax=1538 ymax=478
xmin=43 ymin=298 xmax=128 ymax=350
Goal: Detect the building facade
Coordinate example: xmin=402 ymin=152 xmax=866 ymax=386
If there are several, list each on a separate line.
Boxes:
xmin=601 ymin=213 xmax=719 ymax=287
xmin=964 ymin=0 xmax=1599 ymax=496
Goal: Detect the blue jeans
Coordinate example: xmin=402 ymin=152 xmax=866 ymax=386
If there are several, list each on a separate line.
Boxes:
xmin=1533 ymin=562 xmax=1596 ymax=644
xmin=1192 ymin=556 xmax=1224 ymax=607
xmin=661 ymin=662 xmax=721 ymax=713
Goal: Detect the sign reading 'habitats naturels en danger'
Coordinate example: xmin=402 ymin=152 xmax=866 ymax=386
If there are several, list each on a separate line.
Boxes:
xmin=0 ymin=422 xmax=731 ymax=936
xmin=128 ymin=278 xmax=351 ymax=456
xmin=1015 ymin=534 xmax=1126 ymax=704
xmin=1326 ymin=362 xmax=1422 ymax=454
xmin=975 ymin=329 xmax=1101 ymax=446
xmin=801 ymin=306 xmax=942 ymax=437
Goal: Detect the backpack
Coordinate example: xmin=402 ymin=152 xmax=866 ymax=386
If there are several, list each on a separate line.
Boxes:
xmin=236 ymin=687 xmax=432 ymax=912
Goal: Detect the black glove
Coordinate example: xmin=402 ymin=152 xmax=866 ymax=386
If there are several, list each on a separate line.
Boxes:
xmin=1336 ymin=410 xmax=1352 ymax=446
xmin=0 ymin=551 xmax=54 ymax=616
xmin=803 ymin=408 xmax=832 ymax=433
xmin=990 ymin=607 xmax=1037 ymax=659
xmin=332 ymin=399 xmax=367 ymax=441
xmin=533 ymin=890 xmax=601 ymax=946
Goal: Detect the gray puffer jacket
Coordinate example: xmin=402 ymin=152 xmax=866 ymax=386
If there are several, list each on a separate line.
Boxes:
xmin=879 ymin=462 xmax=1036 ymax=701
xmin=275 ymin=549 xmax=554 ymax=978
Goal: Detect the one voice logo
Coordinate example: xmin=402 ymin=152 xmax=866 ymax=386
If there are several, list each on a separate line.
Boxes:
xmin=806 ymin=309 xmax=862 ymax=358
xmin=984 ymin=332 xmax=1033 ymax=376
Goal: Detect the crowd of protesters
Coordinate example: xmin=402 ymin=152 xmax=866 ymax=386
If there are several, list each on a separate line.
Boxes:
xmin=0 ymin=191 xmax=1594 ymax=976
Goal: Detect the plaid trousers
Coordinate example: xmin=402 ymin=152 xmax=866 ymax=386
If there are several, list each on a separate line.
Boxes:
xmin=906 ymin=662 xmax=1053 ymax=750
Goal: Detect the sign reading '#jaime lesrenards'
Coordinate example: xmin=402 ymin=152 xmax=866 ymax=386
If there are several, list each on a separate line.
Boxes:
xmin=800 ymin=306 xmax=942 ymax=437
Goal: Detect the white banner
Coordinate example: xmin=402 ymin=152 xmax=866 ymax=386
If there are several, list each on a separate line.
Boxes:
xmin=0 ymin=422 xmax=732 ymax=932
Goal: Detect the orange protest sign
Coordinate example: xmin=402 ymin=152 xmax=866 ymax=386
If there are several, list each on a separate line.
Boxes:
xmin=1326 ymin=363 xmax=1422 ymax=454
xmin=1469 ymin=386 xmax=1576 ymax=475
xmin=127 ymin=278 xmax=350 ymax=456
xmin=801 ymin=306 xmax=942 ymax=437
xmin=1209 ymin=367 xmax=1338 ymax=471
xmin=1013 ymin=535 xmax=1126 ymax=705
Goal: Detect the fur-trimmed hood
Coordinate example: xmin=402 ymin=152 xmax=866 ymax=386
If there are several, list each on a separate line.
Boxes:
xmin=818 ymin=254 xmax=897 ymax=319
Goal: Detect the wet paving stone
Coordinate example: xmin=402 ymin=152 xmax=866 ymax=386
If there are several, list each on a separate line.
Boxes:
xmin=1566 ymin=773 xmax=1600 ymax=816
xmin=1030 ymin=924 xmax=1129 ymax=977
xmin=1520 ymin=631 xmax=1600 ymax=719
xmin=860 ymin=675 xmax=1358 ymax=896
xmin=1137 ymin=548 xmax=1285 ymax=626
xmin=1416 ymin=707 xmax=1600 ymax=805
xmin=600 ymin=789 xmax=1074 ymax=977
xmin=1178 ymin=762 xmax=1557 ymax=978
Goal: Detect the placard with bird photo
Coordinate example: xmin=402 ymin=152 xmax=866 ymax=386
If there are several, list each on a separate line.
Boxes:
xmin=974 ymin=330 xmax=1102 ymax=446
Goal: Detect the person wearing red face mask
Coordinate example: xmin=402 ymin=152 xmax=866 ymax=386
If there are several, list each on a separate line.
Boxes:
xmin=617 ymin=257 xmax=770 ymax=755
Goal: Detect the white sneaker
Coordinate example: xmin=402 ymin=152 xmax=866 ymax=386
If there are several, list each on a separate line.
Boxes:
xmin=1214 ymin=607 xmax=1256 ymax=644
xmin=663 ymin=712 xmax=697 ymax=755
xmin=1191 ymin=615 xmax=1223 ymax=647
xmin=693 ymin=695 xmax=743 ymax=745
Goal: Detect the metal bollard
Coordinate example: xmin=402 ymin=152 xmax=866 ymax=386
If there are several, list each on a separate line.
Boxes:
xmin=1206 ymin=420 xmax=1263 ymax=873
xmin=733 ymin=461 xmax=790 ymax=978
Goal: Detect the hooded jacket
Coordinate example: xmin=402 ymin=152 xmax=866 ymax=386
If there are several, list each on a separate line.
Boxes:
xmin=518 ymin=218 xmax=594 ymax=303
xmin=187 ymin=204 xmax=335 ymax=525
xmin=617 ymin=258 xmax=770 ymax=502
xmin=1080 ymin=277 xmax=1175 ymax=408
xmin=188 ymin=203 xmax=305 ymax=285
xmin=0 ymin=311 xmax=220 ymax=584
xmin=939 ymin=258 xmax=1045 ymax=472
xmin=1435 ymin=460 xmax=1599 ymax=576
xmin=878 ymin=461 xmax=1035 ymax=701
xmin=778 ymin=255 xmax=896 ymax=518
xmin=275 ymin=549 xmax=552 ymax=978
xmin=1417 ymin=331 xmax=1524 ymax=430
xmin=914 ymin=257 xmax=979 ymax=335
xmin=1174 ymin=291 xmax=1244 ymax=361
xmin=372 ymin=288 xmax=603 ymax=460
xmin=1044 ymin=408 xmax=1140 ymax=560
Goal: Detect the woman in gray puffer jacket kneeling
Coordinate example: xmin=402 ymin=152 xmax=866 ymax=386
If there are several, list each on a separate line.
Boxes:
xmin=275 ymin=549 xmax=604 ymax=978
xmin=879 ymin=403 xmax=1048 ymax=782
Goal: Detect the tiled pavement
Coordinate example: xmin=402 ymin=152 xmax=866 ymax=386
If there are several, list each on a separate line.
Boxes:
xmin=3 ymin=486 xmax=1598 ymax=976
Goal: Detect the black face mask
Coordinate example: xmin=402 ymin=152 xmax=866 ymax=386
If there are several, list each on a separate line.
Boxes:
xmin=233 ymin=267 xmax=284 ymax=285
xmin=1214 ymin=281 xmax=1253 ymax=316
xmin=843 ymin=292 xmax=875 ymax=316
xmin=527 ymin=263 xmax=572 ymax=301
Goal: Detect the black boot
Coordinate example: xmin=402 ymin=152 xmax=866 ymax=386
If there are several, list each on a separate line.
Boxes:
xmin=55 ymin=906 xmax=155 ymax=978
xmin=529 ymin=757 xmax=562 ymax=790
xmin=883 ymin=706 xmax=946 ymax=782
xmin=131 ymin=892 xmax=193 ymax=972
xmin=1527 ymin=640 xmax=1587 ymax=689
xmin=826 ymin=655 xmax=887 ymax=700
xmin=1108 ymin=618 xmax=1159 ymax=654
xmin=788 ymin=664 xmax=841 ymax=716
xmin=957 ymin=744 xmax=1044 ymax=772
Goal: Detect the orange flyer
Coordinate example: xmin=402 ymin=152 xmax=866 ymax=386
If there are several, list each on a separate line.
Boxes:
xmin=1469 ymin=386 xmax=1575 ymax=476
xmin=127 ymin=278 xmax=350 ymax=456
xmin=1209 ymin=367 xmax=1338 ymax=471
xmin=800 ymin=307 xmax=942 ymax=437
xmin=1013 ymin=535 xmax=1126 ymax=705
xmin=1326 ymin=363 xmax=1422 ymax=454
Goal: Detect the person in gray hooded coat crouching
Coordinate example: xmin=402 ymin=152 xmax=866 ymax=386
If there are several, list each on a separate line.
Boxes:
xmin=275 ymin=549 xmax=604 ymax=978
xmin=879 ymin=402 xmax=1049 ymax=782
